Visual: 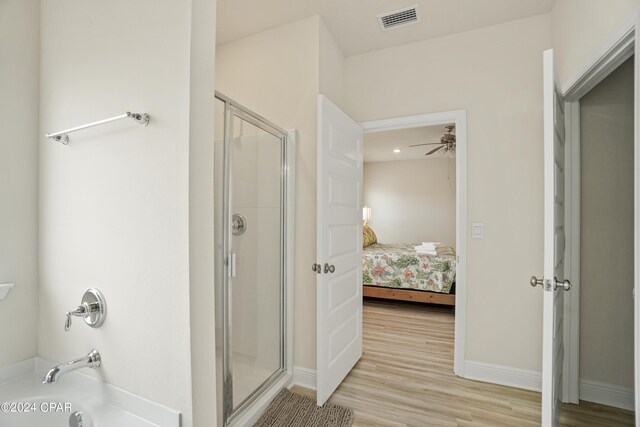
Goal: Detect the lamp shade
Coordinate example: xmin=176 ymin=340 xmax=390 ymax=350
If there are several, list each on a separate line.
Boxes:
xmin=362 ymin=206 xmax=372 ymax=223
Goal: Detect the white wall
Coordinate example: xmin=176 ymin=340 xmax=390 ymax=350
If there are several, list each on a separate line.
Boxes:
xmin=215 ymin=16 xmax=321 ymax=371
xmin=345 ymin=14 xmax=551 ymax=371
xmin=38 ymin=1 xmax=215 ymax=424
xmin=0 ymin=0 xmax=39 ymax=367
xmin=212 ymin=0 xmax=640 ymax=388
xmin=188 ymin=0 xmax=218 ymax=424
xmin=319 ymin=18 xmax=345 ymax=110
xmin=364 ymin=159 xmax=456 ymax=247
xmin=580 ymin=57 xmax=634 ymax=389
xmin=551 ymin=0 xmax=640 ymax=87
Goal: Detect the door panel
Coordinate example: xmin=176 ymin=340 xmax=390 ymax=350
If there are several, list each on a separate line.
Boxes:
xmin=221 ymin=105 xmax=287 ymax=421
xmin=317 ymin=95 xmax=364 ymax=406
xmin=228 ymin=113 xmax=283 ymax=409
xmin=542 ymin=48 xmax=568 ymax=427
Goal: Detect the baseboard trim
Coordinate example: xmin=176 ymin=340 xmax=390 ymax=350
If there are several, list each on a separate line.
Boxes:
xmin=292 ymin=366 xmax=317 ymax=391
xmin=579 ymin=379 xmax=634 ymax=411
xmin=464 ymin=360 xmax=542 ymax=392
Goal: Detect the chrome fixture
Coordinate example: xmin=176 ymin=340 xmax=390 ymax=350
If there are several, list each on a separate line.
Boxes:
xmin=232 ymin=213 xmax=247 ymax=235
xmin=553 ymin=277 xmax=572 ymax=291
xmin=46 ymin=111 xmax=150 ymax=145
xmin=42 ymin=349 xmax=101 ymax=384
xmin=65 ymin=288 xmax=107 ymax=331
xmin=530 ymin=276 xmax=545 ymax=288
xmin=530 ymin=276 xmax=572 ymax=291
xmin=69 ymin=411 xmax=93 ymax=427
xmin=312 ymin=263 xmax=335 ymax=274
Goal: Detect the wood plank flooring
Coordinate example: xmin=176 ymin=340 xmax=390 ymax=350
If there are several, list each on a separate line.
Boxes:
xmin=293 ymin=299 xmax=634 ymax=426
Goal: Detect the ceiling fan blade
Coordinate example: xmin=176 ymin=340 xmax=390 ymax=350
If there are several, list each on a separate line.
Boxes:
xmin=426 ymin=146 xmax=444 ymax=156
xmin=409 ymin=143 xmax=442 ymax=147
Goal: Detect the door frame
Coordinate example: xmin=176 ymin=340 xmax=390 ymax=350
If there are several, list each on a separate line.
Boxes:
xmin=213 ymin=92 xmax=297 ymax=427
xmin=561 ymin=16 xmax=637 ymax=416
xmin=360 ymin=109 xmax=468 ymax=376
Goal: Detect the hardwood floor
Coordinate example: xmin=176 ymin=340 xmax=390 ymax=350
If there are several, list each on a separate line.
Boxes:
xmin=292 ymin=299 xmax=634 ymax=426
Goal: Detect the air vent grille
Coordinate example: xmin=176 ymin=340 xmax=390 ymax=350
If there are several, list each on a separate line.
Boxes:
xmin=378 ymin=5 xmax=420 ymax=31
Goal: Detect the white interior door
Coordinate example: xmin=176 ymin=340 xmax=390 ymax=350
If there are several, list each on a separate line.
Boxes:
xmin=539 ymin=48 xmax=571 ymax=427
xmin=316 ymin=95 xmax=364 ymax=406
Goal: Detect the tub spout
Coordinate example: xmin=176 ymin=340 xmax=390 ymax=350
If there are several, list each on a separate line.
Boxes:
xmin=42 ymin=349 xmax=101 ymax=384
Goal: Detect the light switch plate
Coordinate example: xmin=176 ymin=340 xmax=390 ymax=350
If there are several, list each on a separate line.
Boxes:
xmin=472 ymin=223 xmax=484 ymax=239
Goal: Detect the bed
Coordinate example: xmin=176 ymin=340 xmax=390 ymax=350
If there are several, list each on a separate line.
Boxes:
xmin=362 ymin=242 xmax=457 ymax=305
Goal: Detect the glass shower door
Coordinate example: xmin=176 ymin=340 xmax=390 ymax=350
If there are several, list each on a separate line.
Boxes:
xmin=223 ymin=104 xmax=285 ymax=419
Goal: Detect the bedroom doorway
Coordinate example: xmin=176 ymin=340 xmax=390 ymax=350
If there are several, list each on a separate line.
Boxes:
xmin=314 ymin=98 xmax=468 ymax=406
xmin=360 ymin=110 xmax=468 ymax=377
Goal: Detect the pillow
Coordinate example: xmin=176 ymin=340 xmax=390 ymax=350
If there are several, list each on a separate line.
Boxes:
xmin=363 ymin=225 xmax=377 ymax=248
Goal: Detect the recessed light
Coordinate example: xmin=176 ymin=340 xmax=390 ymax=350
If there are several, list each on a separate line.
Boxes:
xmin=393 ymin=149 xmax=401 ymax=153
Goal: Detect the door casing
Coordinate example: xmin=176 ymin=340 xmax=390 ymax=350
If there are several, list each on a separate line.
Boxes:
xmin=560 ymin=15 xmax=638 ymax=419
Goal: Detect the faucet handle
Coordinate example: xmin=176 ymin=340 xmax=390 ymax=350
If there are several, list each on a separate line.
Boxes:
xmin=64 ymin=304 xmax=88 ymax=331
xmin=64 ymin=289 xmax=106 ymax=332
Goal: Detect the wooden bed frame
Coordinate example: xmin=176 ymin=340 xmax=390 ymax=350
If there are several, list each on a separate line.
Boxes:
xmin=363 ymin=285 xmax=455 ymax=306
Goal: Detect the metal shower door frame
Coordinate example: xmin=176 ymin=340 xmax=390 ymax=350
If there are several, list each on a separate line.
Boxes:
xmin=216 ymin=91 xmax=289 ymax=427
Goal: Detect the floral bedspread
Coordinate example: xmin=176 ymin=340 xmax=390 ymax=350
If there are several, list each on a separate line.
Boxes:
xmin=363 ymin=243 xmax=456 ymax=293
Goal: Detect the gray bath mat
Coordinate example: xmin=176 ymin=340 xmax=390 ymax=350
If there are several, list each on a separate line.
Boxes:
xmin=254 ymin=388 xmax=353 ymax=427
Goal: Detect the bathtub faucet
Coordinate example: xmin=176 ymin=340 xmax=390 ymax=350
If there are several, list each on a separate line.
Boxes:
xmin=42 ymin=349 xmax=101 ymax=384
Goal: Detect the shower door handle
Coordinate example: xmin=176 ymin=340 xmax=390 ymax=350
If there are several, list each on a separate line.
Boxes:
xmin=228 ymin=252 xmax=237 ymax=278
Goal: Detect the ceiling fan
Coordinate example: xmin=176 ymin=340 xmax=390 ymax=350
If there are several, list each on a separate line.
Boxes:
xmin=409 ymin=125 xmax=456 ymax=156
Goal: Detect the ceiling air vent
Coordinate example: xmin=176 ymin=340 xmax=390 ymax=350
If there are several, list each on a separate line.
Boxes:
xmin=377 ymin=5 xmax=420 ymax=31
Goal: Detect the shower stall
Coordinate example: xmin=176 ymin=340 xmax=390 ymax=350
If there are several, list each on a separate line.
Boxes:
xmin=214 ymin=92 xmax=295 ymax=426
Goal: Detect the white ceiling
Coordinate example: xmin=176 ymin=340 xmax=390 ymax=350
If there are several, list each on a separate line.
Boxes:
xmin=364 ymin=124 xmax=454 ymax=163
xmin=216 ymin=0 xmax=555 ymax=56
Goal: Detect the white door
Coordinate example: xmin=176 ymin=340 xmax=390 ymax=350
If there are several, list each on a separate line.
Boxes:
xmin=536 ymin=48 xmax=572 ymax=427
xmin=316 ymin=95 xmax=364 ymax=406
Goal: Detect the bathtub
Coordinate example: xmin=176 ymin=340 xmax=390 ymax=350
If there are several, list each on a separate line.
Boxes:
xmin=0 ymin=358 xmax=180 ymax=427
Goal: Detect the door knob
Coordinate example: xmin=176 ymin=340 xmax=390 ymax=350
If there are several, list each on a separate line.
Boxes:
xmin=553 ymin=277 xmax=571 ymax=291
xmin=324 ymin=263 xmax=335 ymax=274
xmin=530 ymin=276 xmax=543 ymax=288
